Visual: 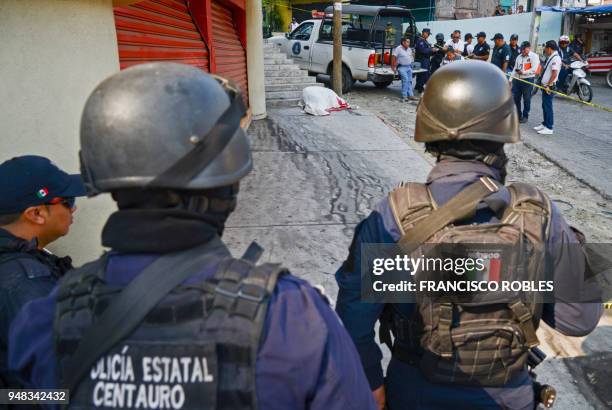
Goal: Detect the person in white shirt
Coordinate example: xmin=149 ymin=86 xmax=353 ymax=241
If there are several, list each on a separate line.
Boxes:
xmin=392 ymin=37 xmax=418 ymax=101
xmin=444 ymin=30 xmax=464 ymax=57
xmin=462 ymin=33 xmax=474 ymax=57
xmin=512 ymin=41 xmax=540 ymax=123
xmin=289 ymin=18 xmax=299 ymax=32
xmin=534 ymin=40 xmax=561 ymax=135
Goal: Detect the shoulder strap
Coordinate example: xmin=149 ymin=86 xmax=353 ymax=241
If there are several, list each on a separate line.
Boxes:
xmin=388 ymin=182 xmax=436 ymax=236
xmin=61 ymin=240 xmax=225 ymax=392
xmin=502 ymin=183 xmax=552 ymax=242
xmin=397 ymin=177 xmax=501 ymax=253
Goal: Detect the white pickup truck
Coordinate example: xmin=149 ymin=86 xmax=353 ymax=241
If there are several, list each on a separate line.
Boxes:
xmin=269 ymin=5 xmax=418 ymax=93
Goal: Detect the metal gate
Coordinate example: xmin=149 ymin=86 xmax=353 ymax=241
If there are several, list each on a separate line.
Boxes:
xmin=114 ymin=0 xmax=209 ymax=72
xmin=211 ymin=2 xmax=248 ymax=100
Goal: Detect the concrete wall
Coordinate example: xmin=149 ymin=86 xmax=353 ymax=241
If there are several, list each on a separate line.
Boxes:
xmin=0 ymin=0 xmax=120 ymax=265
xmin=414 ymin=11 xmax=563 ymax=47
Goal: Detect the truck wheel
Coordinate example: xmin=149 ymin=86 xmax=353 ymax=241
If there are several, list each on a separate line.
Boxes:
xmin=330 ymin=66 xmax=353 ymax=94
xmin=374 ymin=81 xmax=393 ymax=88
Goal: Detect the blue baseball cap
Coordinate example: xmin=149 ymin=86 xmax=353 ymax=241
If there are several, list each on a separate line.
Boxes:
xmin=0 ymin=155 xmax=86 ymax=214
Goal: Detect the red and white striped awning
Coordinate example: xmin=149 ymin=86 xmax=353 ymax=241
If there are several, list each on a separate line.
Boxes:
xmin=587 ymin=55 xmax=612 ymax=72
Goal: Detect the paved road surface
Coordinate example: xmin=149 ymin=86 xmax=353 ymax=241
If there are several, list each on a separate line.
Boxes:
xmin=521 ymin=75 xmax=612 ymax=199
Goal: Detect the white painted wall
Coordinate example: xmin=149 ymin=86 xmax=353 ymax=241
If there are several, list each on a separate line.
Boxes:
xmin=413 ymin=11 xmax=563 ymax=48
xmin=0 ymin=0 xmax=120 ymax=265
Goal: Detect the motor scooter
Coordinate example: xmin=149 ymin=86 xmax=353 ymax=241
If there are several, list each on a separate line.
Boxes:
xmin=561 ymin=60 xmax=593 ymax=102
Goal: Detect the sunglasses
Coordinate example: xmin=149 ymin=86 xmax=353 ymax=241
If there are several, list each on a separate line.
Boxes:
xmin=46 ymin=197 xmax=76 ymax=209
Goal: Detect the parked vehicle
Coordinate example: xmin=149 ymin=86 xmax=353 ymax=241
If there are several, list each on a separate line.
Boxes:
xmin=562 ymin=60 xmax=593 ymax=102
xmin=268 ymin=5 xmax=417 ymax=93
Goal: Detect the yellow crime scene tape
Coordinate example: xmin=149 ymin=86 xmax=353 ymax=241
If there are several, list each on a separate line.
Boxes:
xmin=506 ymin=73 xmax=612 ymax=113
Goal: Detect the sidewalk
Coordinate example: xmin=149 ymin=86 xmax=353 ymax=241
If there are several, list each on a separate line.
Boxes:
xmin=224 ymin=107 xmax=430 ymax=293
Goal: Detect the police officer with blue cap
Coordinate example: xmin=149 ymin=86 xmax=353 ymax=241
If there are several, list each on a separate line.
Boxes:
xmin=0 ymin=155 xmax=86 ymax=389
xmin=335 ymin=61 xmax=602 ymax=409
xmin=415 ymin=28 xmax=434 ymax=93
xmin=9 ymin=63 xmax=376 ymax=410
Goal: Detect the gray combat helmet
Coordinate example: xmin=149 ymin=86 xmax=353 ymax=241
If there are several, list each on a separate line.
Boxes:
xmin=79 ymin=63 xmax=252 ymax=195
xmin=415 ymin=61 xmax=520 ymax=143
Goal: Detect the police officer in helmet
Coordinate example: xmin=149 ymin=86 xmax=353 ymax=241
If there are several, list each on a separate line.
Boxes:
xmin=9 ymin=63 xmax=376 ymax=410
xmin=335 ymin=61 xmax=602 ymax=409
xmin=430 ymin=33 xmax=446 ymax=75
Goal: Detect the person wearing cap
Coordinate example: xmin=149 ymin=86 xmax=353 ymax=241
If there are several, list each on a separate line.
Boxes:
xmin=535 ymin=40 xmax=562 ymax=135
xmin=470 ymin=32 xmax=491 ymax=61
xmin=512 ymin=41 xmax=540 ymax=123
xmin=334 ymin=61 xmax=602 ymax=410
xmin=508 ymin=34 xmax=520 ymax=72
xmin=415 ymin=28 xmax=434 ymax=93
xmin=0 ymin=155 xmax=86 ymax=388
xmin=444 ymin=30 xmax=464 ymax=57
xmin=462 ymin=33 xmax=474 ymax=57
xmin=491 ymin=33 xmax=511 ymax=72
xmin=8 ymin=64 xmax=377 ymax=409
xmin=558 ymin=35 xmax=582 ymax=92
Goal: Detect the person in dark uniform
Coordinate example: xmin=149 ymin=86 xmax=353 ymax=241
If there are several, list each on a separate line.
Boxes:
xmin=430 ymin=33 xmax=446 ymax=75
xmin=491 ymin=33 xmax=511 ymax=72
xmin=415 ymin=28 xmax=434 ymax=93
xmin=0 ymin=155 xmax=86 ymax=388
xmin=8 ymin=63 xmax=377 ymax=410
xmin=508 ymin=33 xmax=520 ymax=71
xmin=570 ymin=33 xmax=585 ymax=61
xmin=335 ymin=61 xmax=602 ymax=410
xmin=470 ymin=32 xmax=491 ymax=62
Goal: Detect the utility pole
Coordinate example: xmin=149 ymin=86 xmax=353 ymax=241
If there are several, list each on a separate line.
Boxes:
xmin=332 ymin=1 xmax=343 ymax=96
xmin=529 ymin=0 xmax=544 ymax=49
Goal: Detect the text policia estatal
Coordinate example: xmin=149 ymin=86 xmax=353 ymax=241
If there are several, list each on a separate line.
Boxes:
xmin=88 ymin=347 xmax=214 ymax=409
xmin=370 ymin=255 xmax=554 ymax=293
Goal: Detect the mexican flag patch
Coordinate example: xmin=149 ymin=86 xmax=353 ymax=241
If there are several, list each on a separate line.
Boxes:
xmin=36 ymin=188 xmax=49 ymax=198
xmin=467 ymin=251 xmax=502 ymax=283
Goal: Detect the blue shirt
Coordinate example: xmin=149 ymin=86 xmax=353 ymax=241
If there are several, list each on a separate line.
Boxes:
xmin=335 ymin=159 xmax=602 ymax=408
xmin=491 ymin=43 xmax=511 ymax=70
xmin=415 ymin=37 xmax=433 ymax=61
xmin=0 ymin=229 xmax=63 ymax=386
xmin=9 ymin=250 xmax=377 ymax=410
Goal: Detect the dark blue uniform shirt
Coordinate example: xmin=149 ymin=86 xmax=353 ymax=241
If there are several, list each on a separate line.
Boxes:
xmin=472 ymin=42 xmax=491 ymax=58
xmin=415 ymin=37 xmax=432 ymax=64
xmin=0 ymin=229 xmax=65 ymax=387
xmin=9 ymin=246 xmax=377 ymax=409
xmin=335 ymin=159 xmax=603 ymax=409
xmin=491 ymin=43 xmax=511 ymax=71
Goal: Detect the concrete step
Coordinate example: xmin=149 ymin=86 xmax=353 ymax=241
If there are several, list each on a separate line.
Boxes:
xmin=265 ymin=75 xmax=316 ymax=85
xmin=265 ymin=90 xmax=304 ymax=100
xmin=266 ymin=98 xmax=302 ymax=108
xmin=264 ymin=57 xmax=292 ymax=65
xmin=265 ymin=82 xmax=322 ymax=92
xmin=264 ymin=69 xmax=308 ymax=78
xmin=263 ymin=53 xmax=289 ymax=60
xmin=263 ymin=63 xmax=298 ymax=71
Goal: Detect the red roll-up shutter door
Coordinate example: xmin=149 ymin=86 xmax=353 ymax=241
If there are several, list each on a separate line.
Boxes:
xmin=211 ymin=2 xmax=248 ymax=101
xmin=114 ymin=0 xmax=209 ymax=72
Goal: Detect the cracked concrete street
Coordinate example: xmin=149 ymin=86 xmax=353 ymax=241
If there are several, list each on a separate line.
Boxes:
xmin=223 ymin=77 xmax=611 ymax=408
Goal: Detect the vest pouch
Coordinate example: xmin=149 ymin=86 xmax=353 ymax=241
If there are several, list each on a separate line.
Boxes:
xmin=420 ymin=319 xmax=528 ymax=387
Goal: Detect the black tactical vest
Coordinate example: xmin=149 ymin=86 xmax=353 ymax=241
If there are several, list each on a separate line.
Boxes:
xmin=54 ymin=240 xmax=284 ymax=410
